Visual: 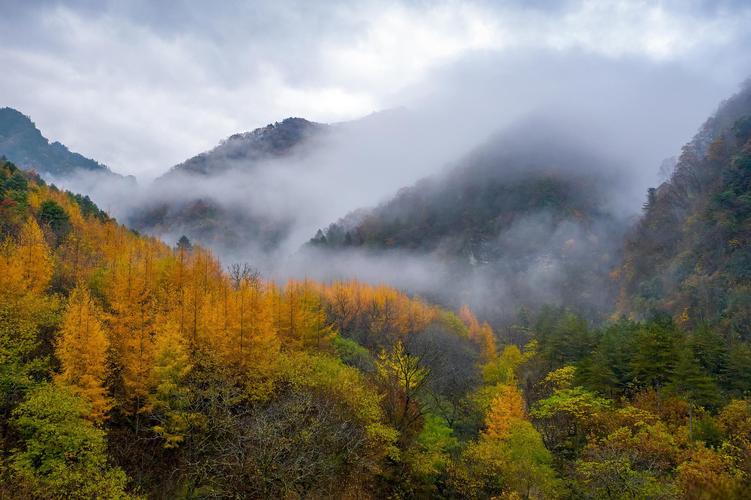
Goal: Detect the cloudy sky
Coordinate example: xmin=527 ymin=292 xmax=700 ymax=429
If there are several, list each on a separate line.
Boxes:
xmin=1 ymin=0 xmax=750 ymax=179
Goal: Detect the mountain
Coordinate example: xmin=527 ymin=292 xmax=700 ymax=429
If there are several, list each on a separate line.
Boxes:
xmin=617 ymin=82 xmax=751 ymax=337
xmin=159 ymin=117 xmax=327 ymax=179
xmin=0 ymin=107 xmax=117 ymax=178
xmin=129 ymin=117 xmax=328 ymax=255
xmin=308 ymin=121 xmax=629 ymax=323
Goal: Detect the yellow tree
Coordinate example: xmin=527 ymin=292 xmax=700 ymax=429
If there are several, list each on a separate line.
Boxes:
xmin=56 ymin=284 xmax=111 ymax=422
xmin=106 ymin=246 xmax=157 ymax=412
xmin=483 ymin=384 xmax=526 ymax=440
xmin=459 ymin=305 xmax=496 ymax=362
xmin=16 ymin=217 xmax=53 ymax=294
xmin=376 ymin=340 xmax=431 ymax=447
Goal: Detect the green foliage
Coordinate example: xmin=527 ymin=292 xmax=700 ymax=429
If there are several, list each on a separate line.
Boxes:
xmin=450 ymin=420 xmax=561 ymax=498
xmin=38 ymin=200 xmax=71 ymax=240
xmin=67 ymin=192 xmax=109 ymax=222
xmin=629 ymin=315 xmax=680 ymax=389
xmin=667 ymin=347 xmax=721 ymax=408
xmin=10 ymin=383 xmax=129 ymax=499
xmin=332 ymin=334 xmax=373 ymax=370
xmin=4 ymin=171 xmax=28 ymax=193
xmin=404 ymin=413 xmax=458 ymax=484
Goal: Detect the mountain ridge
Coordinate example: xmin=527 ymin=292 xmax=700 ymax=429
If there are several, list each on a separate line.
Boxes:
xmin=0 ymin=107 xmax=120 ymax=179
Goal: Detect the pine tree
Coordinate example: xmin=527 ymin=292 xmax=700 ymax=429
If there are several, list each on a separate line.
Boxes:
xmin=668 ymin=347 xmax=720 ymax=410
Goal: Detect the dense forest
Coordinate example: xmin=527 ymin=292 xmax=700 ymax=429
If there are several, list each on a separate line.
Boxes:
xmin=617 ymin=87 xmax=751 ymax=339
xmin=3 ymin=88 xmax=751 ymax=497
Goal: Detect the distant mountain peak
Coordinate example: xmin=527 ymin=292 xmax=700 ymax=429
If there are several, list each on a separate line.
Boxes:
xmin=0 ymin=107 xmax=116 ymax=178
xmin=160 ymin=116 xmax=328 ymax=179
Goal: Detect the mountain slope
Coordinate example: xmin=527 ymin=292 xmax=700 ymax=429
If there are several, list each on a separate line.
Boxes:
xmin=0 ymin=107 xmax=117 ymax=178
xmin=308 ymin=122 xmax=629 ymax=323
xmin=159 ymin=117 xmax=327 ymax=179
xmin=130 ymin=117 xmax=328 ymax=254
xmin=617 ymin=82 xmax=751 ymax=337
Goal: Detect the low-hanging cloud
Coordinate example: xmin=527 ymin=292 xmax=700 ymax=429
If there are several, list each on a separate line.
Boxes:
xmin=7 ymin=1 xmax=751 ymax=323
xmin=1 ymin=0 xmax=750 ymax=177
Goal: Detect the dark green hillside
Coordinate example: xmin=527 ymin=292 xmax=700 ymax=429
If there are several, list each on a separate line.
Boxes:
xmin=618 ymin=83 xmax=751 ymax=338
xmin=0 ymin=108 xmax=116 ymax=178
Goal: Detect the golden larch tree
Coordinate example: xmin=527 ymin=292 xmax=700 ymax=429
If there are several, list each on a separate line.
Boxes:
xmin=56 ymin=283 xmax=111 ymax=422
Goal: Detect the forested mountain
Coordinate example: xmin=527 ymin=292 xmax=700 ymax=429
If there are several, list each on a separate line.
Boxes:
xmin=617 ymin=82 xmax=751 ymax=338
xmin=0 ymin=107 xmax=118 ymax=178
xmin=129 ymin=117 xmax=328 ymax=256
xmin=309 ymin=122 xmax=629 ymax=322
xmin=3 ymin=155 xmax=751 ymax=498
xmin=160 ymin=117 xmax=327 ymax=179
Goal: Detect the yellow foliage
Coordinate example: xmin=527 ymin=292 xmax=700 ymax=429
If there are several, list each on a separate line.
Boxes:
xmin=542 ymin=365 xmax=576 ymax=391
xmin=16 ymin=218 xmax=53 ymax=293
xmin=484 ymin=384 xmax=526 ymax=440
xmin=56 ymin=284 xmax=111 ymax=422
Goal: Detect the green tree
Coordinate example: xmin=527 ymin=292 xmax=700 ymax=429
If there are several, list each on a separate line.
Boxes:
xmin=38 ymin=200 xmax=71 ymax=241
xmin=725 ymin=342 xmax=751 ymax=397
xmin=667 ymin=347 xmax=720 ymax=409
xmin=630 ymin=316 xmax=680 ymax=390
xmin=10 ymin=383 xmax=129 ymax=499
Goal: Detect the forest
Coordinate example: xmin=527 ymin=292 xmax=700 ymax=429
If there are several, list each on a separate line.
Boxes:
xmin=2 ymin=103 xmax=751 ymax=499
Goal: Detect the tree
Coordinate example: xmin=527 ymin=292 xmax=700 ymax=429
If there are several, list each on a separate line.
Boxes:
xmin=676 ymin=446 xmax=744 ymax=499
xmin=629 ymin=316 xmax=680 ymax=390
xmin=176 ymin=235 xmax=192 ymax=251
xmin=16 ymin=217 xmax=53 ymax=294
xmin=38 ymin=200 xmax=71 ymax=241
xmin=725 ymin=342 xmax=751 ymax=396
xmin=56 ymin=284 xmax=111 ymax=422
xmin=483 ymin=384 xmax=526 ymax=440
xmin=450 ymin=414 xmax=559 ymax=498
xmin=376 ymin=340 xmax=430 ymax=447
xmin=531 ymin=367 xmax=611 ymax=455
xmin=10 ymin=383 xmax=129 ymax=499
xmin=667 ymin=347 xmax=720 ymax=411
xmin=148 ymin=318 xmax=198 ymax=449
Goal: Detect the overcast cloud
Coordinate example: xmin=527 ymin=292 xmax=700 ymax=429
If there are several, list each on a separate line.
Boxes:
xmin=1 ymin=0 xmax=750 ymax=181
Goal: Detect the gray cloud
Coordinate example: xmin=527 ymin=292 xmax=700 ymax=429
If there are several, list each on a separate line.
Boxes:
xmin=1 ymin=0 xmax=749 ymax=180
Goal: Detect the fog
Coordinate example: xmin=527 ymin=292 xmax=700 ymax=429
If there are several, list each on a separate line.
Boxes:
xmin=11 ymin=1 xmax=751 ymax=321
xmin=46 ymin=56 xmax=733 ymax=321
xmin=55 ymin=50 xmax=741 ymax=245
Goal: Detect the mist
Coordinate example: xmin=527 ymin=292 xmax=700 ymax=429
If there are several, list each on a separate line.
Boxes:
xmin=14 ymin=1 xmax=751 ymax=323
xmin=44 ymin=54 xmax=724 ymax=323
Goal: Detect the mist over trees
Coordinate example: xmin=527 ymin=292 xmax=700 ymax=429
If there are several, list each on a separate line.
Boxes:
xmin=2 ymin=74 xmax=751 ymax=496
xmin=1 ymin=0 xmax=751 ymax=495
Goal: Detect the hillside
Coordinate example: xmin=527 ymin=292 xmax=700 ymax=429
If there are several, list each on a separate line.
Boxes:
xmin=4 ymin=156 xmax=751 ymax=497
xmin=159 ymin=117 xmax=327 ymax=179
xmin=129 ymin=117 xmax=328 ymax=254
xmin=0 ymin=107 xmax=117 ymax=178
xmin=309 ymin=123 xmax=629 ymax=322
xmin=617 ymin=82 xmax=751 ymax=338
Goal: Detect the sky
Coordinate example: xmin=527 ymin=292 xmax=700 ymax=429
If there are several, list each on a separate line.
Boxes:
xmin=1 ymin=0 xmax=751 ymax=180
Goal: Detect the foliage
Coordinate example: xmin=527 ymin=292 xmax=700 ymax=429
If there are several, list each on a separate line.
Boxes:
xmin=9 ymin=383 xmax=129 ymax=499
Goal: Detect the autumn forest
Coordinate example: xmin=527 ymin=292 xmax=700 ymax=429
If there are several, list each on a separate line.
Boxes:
xmin=3 ymin=2 xmax=751 ymax=499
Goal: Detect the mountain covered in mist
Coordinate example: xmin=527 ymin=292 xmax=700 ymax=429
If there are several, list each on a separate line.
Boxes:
xmin=0 ymin=107 xmax=118 ymax=178
xmin=308 ymin=122 xmax=629 ymax=322
xmin=129 ymin=117 xmax=329 ymax=253
xmin=617 ymin=82 xmax=751 ymax=337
